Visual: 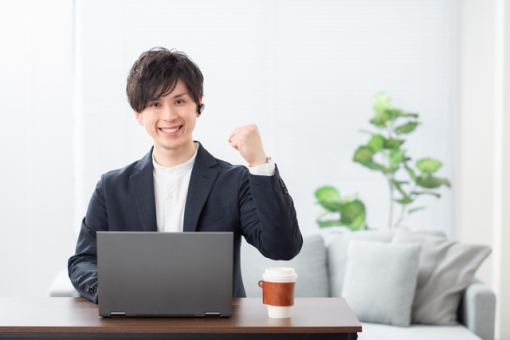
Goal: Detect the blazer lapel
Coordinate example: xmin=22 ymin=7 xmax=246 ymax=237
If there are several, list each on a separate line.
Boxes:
xmin=131 ymin=149 xmax=158 ymax=232
xmin=183 ymin=143 xmax=219 ymax=232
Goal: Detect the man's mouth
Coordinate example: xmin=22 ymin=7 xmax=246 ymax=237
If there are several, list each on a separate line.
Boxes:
xmin=159 ymin=126 xmax=181 ymax=134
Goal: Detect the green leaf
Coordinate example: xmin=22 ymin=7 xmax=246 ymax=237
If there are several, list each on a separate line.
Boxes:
xmin=391 ymin=180 xmax=413 ymax=204
xmin=353 ymin=146 xmax=375 ymax=163
xmin=394 ymin=122 xmax=419 ymax=135
xmin=341 ymin=194 xmax=358 ymax=204
xmin=367 ymin=134 xmax=386 ymax=152
xmin=416 ymin=176 xmax=451 ymax=189
xmin=404 ymin=164 xmax=417 ymax=181
xmin=411 ymin=191 xmax=441 ymax=198
xmin=392 ymin=180 xmax=409 ymax=185
xmin=340 ymin=199 xmax=366 ymax=224
xmin=385 ymin=108 xmax=403 ymax=122
xmin=416 ymin=158 xmax=443 ymax=174
xmin=349 ymin=211 xmax=367 ymax=231
xmin=373 ymin=92 xmax=392 ymax=115
xmin=408 ymin=207 xmax=426 ymax=214
xmin=397 ymin=112 xmax=419 ymax=118
xmin=384 ymin=138 xmax=405 ymax=149
xmin=391 ymin=179 xmax=408 ymax=196
xmin=388 ymin=149 xmax=406 ymax=166
xmin=315 ymin=186 xmax=340 ymax=202
xmin=395 ymin=197 xmax=413 ymax=205
xmin=370 ymin=115 xmax=389 ymax=128
xmin=315 ymin=186 xmax=341 ymax=211
xmin=317 ymin=219 xmax=344 ymax=228
xmin=363 ymin=160 xmax=397 ymax=174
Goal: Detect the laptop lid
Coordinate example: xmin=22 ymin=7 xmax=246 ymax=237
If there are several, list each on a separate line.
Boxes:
xmin=97 ymin=232 xmax=233 ymax=317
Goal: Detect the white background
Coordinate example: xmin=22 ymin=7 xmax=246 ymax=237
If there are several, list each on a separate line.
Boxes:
xmin=1 ymin=0 xmax=454 ymax=296
xmin=74 ymin=0 xmax=454 ymax=239
xmin=2 ymin=1 xmax=509 ymax=338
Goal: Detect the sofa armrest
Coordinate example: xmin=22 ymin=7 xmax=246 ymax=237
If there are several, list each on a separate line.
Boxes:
xmin=49 ymin=269 xmax=80 ymax=297
xmin=458 ymin=280 xmax=496 ymax=340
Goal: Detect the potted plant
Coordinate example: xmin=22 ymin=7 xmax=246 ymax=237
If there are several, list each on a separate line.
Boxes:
xmin=315 ymin=92 xmax=450 ymax=230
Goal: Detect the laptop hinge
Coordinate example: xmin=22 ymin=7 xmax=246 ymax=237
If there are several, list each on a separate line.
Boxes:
xmin=110 ymin=311 xmax=126 ymax=317
xmin=205 ymin=311 xmax=221 ymax=317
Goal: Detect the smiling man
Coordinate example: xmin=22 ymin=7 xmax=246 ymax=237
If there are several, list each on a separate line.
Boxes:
xmin=68 ymin=47 xmax=303 ymax=303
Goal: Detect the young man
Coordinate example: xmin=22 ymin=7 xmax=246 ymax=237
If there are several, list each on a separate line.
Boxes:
xmin=68 ymin=47 xmax=302 ymax=303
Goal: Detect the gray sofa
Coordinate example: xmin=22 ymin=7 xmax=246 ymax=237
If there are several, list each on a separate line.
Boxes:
xmin=50 ymin=229 xmax=495 ymax=340
xmin=240 ymin=229 xmax=496 ymax=340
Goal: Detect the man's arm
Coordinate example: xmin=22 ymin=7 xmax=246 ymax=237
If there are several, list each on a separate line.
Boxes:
xmin=240 ymin=166 xmax=303 ymax=260
xmin=68 ymin=177 xmax=107 ymax=303
xmin=229 ymin=124 xmax=303 ymax=260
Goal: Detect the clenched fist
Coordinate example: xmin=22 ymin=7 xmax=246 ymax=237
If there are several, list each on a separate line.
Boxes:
xmin=228 ymin=124 xmax=267 ymax=167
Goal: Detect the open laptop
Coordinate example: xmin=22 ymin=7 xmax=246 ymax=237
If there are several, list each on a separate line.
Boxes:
xmin=97 ymin=231 xmax=233 ymax=317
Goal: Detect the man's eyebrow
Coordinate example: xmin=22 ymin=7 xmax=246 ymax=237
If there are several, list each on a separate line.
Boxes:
xmin=171 ymin=93 xmax=188 ymax=99
xmin=148 ymin=92 xmax=188 ymax=102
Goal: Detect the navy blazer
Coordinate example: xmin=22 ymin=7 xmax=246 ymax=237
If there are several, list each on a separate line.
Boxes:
xmin=68 ymin=143 xmax=303 ymax=303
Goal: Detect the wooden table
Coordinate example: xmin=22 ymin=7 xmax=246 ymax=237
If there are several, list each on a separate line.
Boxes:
xmin=0 ymin=297 xmax=361 ymax=339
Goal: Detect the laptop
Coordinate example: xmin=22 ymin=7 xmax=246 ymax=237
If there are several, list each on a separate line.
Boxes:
xmin=97 ymin=231 xmax=233 ymax=317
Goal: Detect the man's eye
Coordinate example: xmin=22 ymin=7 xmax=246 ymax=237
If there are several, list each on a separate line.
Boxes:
xmin=150 ymin=102 xmax=160 ymax=107
xmin=175 ymin=100 xmax=184 ymax=105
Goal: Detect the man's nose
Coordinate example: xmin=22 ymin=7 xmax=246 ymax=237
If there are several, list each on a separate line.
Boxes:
xmin=161 ymin=105 xmax=177 ymax=121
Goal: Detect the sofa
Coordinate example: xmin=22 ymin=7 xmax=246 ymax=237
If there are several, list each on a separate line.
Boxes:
xmin=50 ymin=228 xmax=495 ymax=340
xmin=240 ymin=228 xmax=495 ymax=340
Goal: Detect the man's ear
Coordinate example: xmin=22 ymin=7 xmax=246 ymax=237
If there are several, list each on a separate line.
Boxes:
xmin=134 ymin=110 xmax=144 ymax=126
xmin=196 ymin=97 xmax=203 ymax=117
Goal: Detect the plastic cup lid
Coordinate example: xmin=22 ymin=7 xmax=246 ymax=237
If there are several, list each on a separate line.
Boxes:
xmin=262 ymin=267 xmax=298 ymax=282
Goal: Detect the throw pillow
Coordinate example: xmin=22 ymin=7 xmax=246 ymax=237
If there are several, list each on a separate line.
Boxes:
xmin=240 ymin=234 xmax=329 ymax=298
xmin=392 ymin=226 xmax=491 ymax=325
xmin=341 ymin=240 xmax=421 ymax=327
xmin=327 ymin=229 xmax=395 ymax=297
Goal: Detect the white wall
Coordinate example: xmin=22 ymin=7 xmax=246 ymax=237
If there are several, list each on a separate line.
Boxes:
xmin=456 ymin=0 xmax=510 ymax=338
xmin=0 ymin=0 xmax=74 ymax=297
xmin=0 ymin=0 xmax=470 ymax=320
xmin=75 ymin=0 xmax=455 ymax=238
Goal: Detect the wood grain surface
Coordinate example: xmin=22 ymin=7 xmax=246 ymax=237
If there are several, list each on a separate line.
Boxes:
xmin=0 ymin=297 xmax=362 ymax=334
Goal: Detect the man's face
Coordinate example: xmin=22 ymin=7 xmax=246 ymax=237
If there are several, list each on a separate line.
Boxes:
xmin=134 ymin=79 xmax=200 ymax=154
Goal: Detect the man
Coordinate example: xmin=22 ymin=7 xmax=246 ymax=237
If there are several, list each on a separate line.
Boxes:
xmin=68 ymin=47 xmax=303 ymax=303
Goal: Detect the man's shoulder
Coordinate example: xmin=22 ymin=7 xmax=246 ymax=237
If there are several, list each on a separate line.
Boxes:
xmin=196 ymin=142 xmax=248 ymax=175
xmin=213 ymin=157 xmax=245 ymax=172
xmin=210 ymin=155 xmax=252 ymax=180
xmin=100 ymin=150 xmax=151 ymax=184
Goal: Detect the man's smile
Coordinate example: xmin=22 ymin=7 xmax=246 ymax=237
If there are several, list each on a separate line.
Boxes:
xmin=159 ymin=126 xmax=182 ymax=134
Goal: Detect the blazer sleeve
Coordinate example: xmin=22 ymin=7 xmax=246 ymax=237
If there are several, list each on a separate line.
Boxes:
xmin=68 ymin=176 xmax=108 ymax=303
xmin=239 ymin=165 xmax=303 ymax=260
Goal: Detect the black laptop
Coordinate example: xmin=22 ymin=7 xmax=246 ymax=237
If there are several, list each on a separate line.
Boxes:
xmin=97 ymin=232 xmax=233 ymax=317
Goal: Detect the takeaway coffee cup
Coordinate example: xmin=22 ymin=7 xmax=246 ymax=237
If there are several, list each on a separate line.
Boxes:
xmin=258 ymin=267 xmax=297 ymax=318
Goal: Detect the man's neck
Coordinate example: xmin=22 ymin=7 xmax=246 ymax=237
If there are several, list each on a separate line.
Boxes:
xmin=152 ymin=141 xmax=197 ymax=168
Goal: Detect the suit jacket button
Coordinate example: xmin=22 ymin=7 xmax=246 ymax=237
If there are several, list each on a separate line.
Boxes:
xmin=279 ymin=178 xmax=286 ymax=188
xmin=284 ymin=188 xmax=289 ymax=195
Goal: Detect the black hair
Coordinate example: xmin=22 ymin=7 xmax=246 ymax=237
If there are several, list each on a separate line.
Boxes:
xmin=126 ymin=47 xmax=204 ymax=113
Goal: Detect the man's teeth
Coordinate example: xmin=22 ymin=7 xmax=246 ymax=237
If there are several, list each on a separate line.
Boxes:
xmin=161 ymin=127 xmax=179 ymax=133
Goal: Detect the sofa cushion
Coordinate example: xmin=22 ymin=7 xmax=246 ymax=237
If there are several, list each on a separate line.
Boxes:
xmin=327 ymin=229 xmax=395 ymax=297
xmin=49 ymin=269 xmax=80 ymax=297
xmin=241 ymin=234 xmax=328 ymax=298
xmin=392 ymin=226 xmax=491 ymax=325
xmin=342 ymin=240 xmax=421 ymax=327
xmin=359 ymin=322 xmax=482 ymax=340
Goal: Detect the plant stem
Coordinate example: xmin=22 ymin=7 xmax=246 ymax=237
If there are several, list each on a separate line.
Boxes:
xmin=395 ymin=202 xmax=406 ymax=228
xmin=395 ymin=183 xmax=415 ymax=227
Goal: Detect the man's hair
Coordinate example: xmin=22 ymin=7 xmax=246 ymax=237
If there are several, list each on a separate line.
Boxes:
xmin=126 ymin=47 xmax=204 ymax=113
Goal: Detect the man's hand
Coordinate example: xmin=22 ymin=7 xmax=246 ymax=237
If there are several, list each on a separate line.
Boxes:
xmin=228 ymin=124 xmax=267 ymax=167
